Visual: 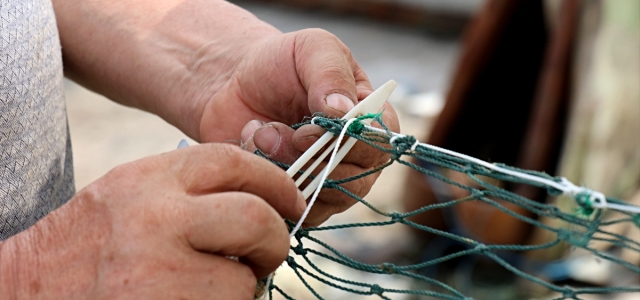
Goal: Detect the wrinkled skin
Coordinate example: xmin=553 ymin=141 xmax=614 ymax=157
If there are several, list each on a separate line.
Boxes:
xmin=1 ymin=145 xmax=304 ymax=299
xmin=199 ymin=29 xmax=399 ymax=226
xmin=0 ymin=1 xmax=400 ymax=299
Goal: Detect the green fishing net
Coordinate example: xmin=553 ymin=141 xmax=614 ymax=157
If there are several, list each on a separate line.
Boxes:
xmin=256 ymin=115 xmax=640 ymax=300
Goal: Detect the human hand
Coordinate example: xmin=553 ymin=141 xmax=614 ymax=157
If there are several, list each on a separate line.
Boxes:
xmin=0 ymin=144 xmax=304 ymax=299
xmin=53 ymin=0 xmax=399 ymax=227
xmin=197 ymin=29 xmax=400 ymax=226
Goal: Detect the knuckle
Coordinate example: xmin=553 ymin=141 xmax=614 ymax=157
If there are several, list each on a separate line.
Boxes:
xmin=319 ymin=188 xmax=355 ymax=210
xmin=106 ymin=163 xmax=134 ymax=179
xmin=239 ymin=195 xmax=277 ymax=230
xmin=300 ymin=28 xmax=351 ymax=55
xmin=304 ymin=28 xmax=335 ymax=40
xmin=213 ymin=143 xmax=247 ymax=166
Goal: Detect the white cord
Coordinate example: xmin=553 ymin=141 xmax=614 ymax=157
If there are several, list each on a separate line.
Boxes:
xmin=289 ymin=118 xmax=358 ymax=237
xmin=364 ymin=125 xmax=640 ymax=215
xmin=260 ymin=273 xmax=274 ymax=300
xmin=262 ymin=118 xmax=359 ymax=299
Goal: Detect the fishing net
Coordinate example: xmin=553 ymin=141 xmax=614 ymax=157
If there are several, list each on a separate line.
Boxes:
xmin=255 ymin=114 xmax=640 ymax=300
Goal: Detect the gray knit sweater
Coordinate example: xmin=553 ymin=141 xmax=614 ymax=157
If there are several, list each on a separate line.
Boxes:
xmin=0 ymin=0 xmax=75 ymax=240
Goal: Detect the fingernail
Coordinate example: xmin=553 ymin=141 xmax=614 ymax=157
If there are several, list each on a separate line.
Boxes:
xmin=254 ymin=125 xmax=281 ymax=156
xmin=325 ymin=93 xmax=355 ymax=114
xmin=240 ymin=120 xmax=265 ymax=143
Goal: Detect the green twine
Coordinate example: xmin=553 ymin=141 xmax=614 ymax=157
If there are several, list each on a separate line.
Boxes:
xmin=346 ymin=112 xmax=383 ymax=134
xmin=260 ymin=116 xmax=640 ymax=300
xmin=575 ymin=193 xmax=595 ymax=216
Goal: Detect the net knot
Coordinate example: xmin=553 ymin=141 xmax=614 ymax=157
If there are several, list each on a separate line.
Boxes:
xmin=379 ymin=263 xmax=397 ymax=274
xmin=633 ymin=214 xmax=640 ymax=228
xmin=285 ymin=256 xmax=296 ymax=268
xmin=562 ymin=287 xmax=577 ymax=299
xmin=292 ymin=244 xmax=307 ymax=256
xmin=470 ymin=189 xmax=484 ymax=199
xmin=474 ymin=243 xmax=489 ymax=254
xmin=369 ymin=284 xmax=384 ymax=295
xmin=390 ymin=212 xmax=404 ymax=223
xmin=346 ymin=113 xmax=382 ymax=135
xmin=389 ymin=135 xmax=418 ymax=158
xmin=347 ymin=120 xmax=365 ymax=135
xmin=559 ymin=178 xmax=608 ymax=214
xmin=462 ymin=164 xmax=477 ymax=174
xmin=292 ymin=228 xmax=310 ymax=238
xmin=322 ymin=179 xmax=339 ymax=189
xmin=575 ymin=192 xmax=595 ymax=216
xmin=557 ymin=229 xmax=589 ymax=248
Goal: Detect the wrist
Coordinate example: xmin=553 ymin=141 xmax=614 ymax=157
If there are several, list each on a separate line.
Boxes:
xmin=0 ymin=240 xmax=13 ymax=299
xmin=0 ymin=192 xmax=111 ymax=299
xmin=0 ymin=229 xmax=40 ymax=299
xmin=55 ymin=0 xmax=282 ymax=141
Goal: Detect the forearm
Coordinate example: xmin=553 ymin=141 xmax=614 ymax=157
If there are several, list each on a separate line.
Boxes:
xmin=52 ymin=0 xmax=281 ymax=140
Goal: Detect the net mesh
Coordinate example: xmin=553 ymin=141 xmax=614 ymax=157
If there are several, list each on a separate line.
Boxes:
xmin=256 ymin=115 xmax=640 ymax=300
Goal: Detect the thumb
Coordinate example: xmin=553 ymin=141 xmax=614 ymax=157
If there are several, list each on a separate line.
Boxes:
xmin=294 ymin=29 xmax=362 ymax=117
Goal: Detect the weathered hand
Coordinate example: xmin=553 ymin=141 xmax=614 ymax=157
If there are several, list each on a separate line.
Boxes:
xmin=198 ymin=29 xmax=399 ymax=226
xmin=53 ymin=0 xmax=399 ymax=228
xmin=0 ymin=144 xmax=304 ymax=299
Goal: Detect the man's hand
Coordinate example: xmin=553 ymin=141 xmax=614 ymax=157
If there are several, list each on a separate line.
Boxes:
xmin=0 ymin=144 xmax=304 ymax=299
xmin=53 ymin=0 xmax=400 ymax=226
xmin=198 ymin=29 xmax=400 ymax=226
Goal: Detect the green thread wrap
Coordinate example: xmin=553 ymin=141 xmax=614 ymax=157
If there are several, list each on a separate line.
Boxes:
xmin=346 ymin=112 xmax=383 ymax=134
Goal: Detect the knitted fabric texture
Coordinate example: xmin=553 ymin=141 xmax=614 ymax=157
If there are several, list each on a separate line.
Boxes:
xmin=0 ymin=0 xmax=75 ymax=240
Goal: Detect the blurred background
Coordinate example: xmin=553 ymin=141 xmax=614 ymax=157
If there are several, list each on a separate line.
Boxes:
xmin=65 ymin=0 xmax=639 ymax=299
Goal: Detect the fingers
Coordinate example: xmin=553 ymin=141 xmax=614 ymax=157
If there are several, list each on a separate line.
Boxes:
xmin=291 ymin=102 xmax=400 ymax=169
xmin=171 ymin=143 xmax=305 ymax=220
xmin=129 ymin=253 xmax=257 ymax=300
xmin=199 ymin=28 xmax=376 ymax=145
xmin=241 ymin=122 xmax=301 ymax=165
xmin=293 ymin=29 xmax=372 ymax=118
xmin=242 ymin=102 xmax=400 ymax=170
xmin=239 ymin=117 xmax=392 ymax=226
xmin=184 ymin=192 xmax=290 ymax=279
xmin=239 ymin=120 xmax=382 ymax=225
